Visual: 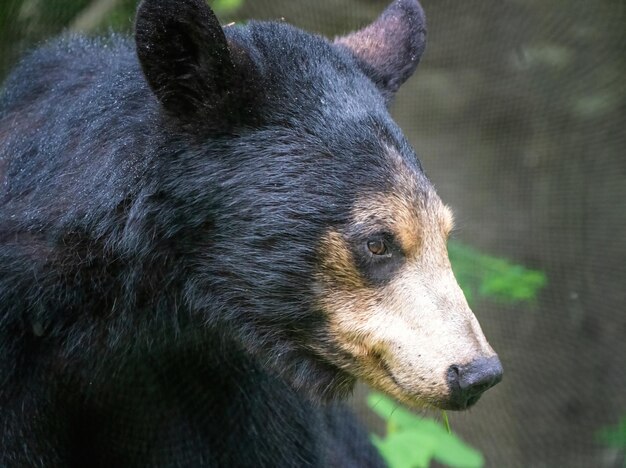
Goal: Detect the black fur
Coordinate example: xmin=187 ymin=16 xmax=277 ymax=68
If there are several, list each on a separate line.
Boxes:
xmin=0 ymin=0 xmax=427 ymax=465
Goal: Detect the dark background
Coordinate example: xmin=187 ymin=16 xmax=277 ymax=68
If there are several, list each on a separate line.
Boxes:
xmin=1 ymin=1 xmax=624 ymax=466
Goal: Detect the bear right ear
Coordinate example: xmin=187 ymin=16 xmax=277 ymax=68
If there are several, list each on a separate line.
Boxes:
xmin=135 ymin=0 xmax=257 ymax=130
xmin=335 ymin=0 xmax=426 ymax=103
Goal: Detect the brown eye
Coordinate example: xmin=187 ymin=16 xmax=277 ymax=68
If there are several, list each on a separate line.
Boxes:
xmin=367 ymin=239 xmax=387 ymax=256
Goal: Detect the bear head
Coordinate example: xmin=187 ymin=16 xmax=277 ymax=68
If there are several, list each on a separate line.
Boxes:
xmin=134 ymin=0 xmax=502 ymax=411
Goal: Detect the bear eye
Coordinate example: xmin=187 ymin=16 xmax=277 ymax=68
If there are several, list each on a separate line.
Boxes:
xmin=367 ymin=239 xmax=388 ymax=256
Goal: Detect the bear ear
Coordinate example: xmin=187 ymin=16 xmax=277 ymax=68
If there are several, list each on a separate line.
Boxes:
xmin=334 ymin=0 xmax=426 ymax=102
xmin=135 ymin=0 xmax=257 ymax=130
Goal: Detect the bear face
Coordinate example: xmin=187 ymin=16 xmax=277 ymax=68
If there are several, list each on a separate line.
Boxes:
xmin=314 ymin=154 xmax=498 ymax=410
xmin=133 ymin=0 xmax=502 ymax=410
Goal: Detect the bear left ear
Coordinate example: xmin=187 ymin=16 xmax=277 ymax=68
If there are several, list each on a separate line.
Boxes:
xmin=135 ymin=0 xmax=258 ymax=130
xmin=335 ymin=0 xmax=426 ymax=102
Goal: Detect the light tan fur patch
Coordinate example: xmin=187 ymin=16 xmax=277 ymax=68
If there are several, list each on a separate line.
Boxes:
xmin=317 ymin=230 xmax=365 ymax=291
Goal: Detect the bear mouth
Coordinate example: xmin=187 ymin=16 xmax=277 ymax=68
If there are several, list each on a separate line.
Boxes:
xmin=367 ymin=352 xmax=489 ymax=411
xmin=317 ymin=336 xmax=482 ymax=411
xmin=364 ymin=351 xmax=470 ymax=411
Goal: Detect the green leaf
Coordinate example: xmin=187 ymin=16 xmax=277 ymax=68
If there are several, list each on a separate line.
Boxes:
xmin=448 ymin=241 xmax=547 ymax=306
xmin=368 ymin=393 xmax=484 ymax=467
xmin=211 ymin=0 xmax=244 ymax=14
xmin=367 ymin=393 xmax=446 ymax=434
xmin=373 ymin=432 xmax=435 ymax=468
xmin=432 ymin=432 xmax=484 ymax=467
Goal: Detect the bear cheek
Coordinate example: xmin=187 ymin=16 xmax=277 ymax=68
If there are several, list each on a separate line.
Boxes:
xmin=313 ymin=276 xmax=447 ymax=408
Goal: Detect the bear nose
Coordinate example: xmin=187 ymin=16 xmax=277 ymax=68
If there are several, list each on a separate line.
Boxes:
xmin=447 ymin=356 xmax=503 ymax=410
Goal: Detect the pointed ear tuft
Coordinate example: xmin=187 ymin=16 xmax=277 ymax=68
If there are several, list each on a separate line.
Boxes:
xmin=135 ymin=0 xmax=258 ymax=130
xmin=335 ymin=0 xmax=426 ymax=101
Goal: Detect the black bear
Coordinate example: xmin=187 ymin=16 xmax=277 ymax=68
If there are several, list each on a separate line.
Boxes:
xmin=0 ymin=0 xmax=503 ymax=465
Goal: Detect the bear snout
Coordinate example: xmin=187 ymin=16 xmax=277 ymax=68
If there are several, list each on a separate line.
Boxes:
xmin=446 ymin=355 xmax=503 ymax=410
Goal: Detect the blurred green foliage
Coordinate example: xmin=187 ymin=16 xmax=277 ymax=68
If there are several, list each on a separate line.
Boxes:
xmin=596 ymin=416 xmax=626 ymax=467
xmin=211 ymin=0 xmax=244 ymax=15
xmin=448 ymin=241 xmax=547 ymax=306
xmin=368 ymin=393 xmax=484 ymax=468
xmin=0 ymin=0 xmax=245 ymax=78
xmin=597 ymin=416 xmax=626 ymax=448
